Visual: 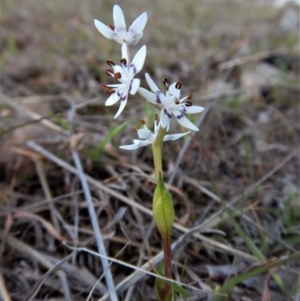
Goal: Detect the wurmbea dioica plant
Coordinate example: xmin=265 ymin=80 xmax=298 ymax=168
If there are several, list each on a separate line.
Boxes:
xmin=95 ymin=5 xmax=204 ymax=300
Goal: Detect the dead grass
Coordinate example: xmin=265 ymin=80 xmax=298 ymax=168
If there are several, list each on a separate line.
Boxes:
xmin=0 ymin=0 xmax=299 ymax=300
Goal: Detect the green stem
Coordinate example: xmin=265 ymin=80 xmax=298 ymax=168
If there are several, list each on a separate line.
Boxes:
xmin=152 ymin=124 xmax=173 ymax=300
xmin=152 ymin=125 xmax=167 ymax=180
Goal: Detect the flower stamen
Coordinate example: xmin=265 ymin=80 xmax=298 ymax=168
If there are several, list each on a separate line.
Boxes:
xmin=102 ymin=85 xmax=115 ymax=94
xmin=105 ymin=69 xmax=114 ymax=77
xmin=114 ymin=72 xmax=121 ymax=80
xmin=120 ymin=58 xmax=127 ymax=65
xmin=187 ymin=93 xmax=193 ymax=100
xmin=107 ymin=23 xmax=115 ymax=30
xmin=175 ymin=82 xmax=182 ymax=90
xmin=107 ymin=60 xmax=115 ymax=66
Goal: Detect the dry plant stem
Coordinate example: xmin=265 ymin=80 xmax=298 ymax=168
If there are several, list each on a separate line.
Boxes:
xmin=34 ymin=159 xmax=60 ymax=232
xmin=71 ymin=148 xmax=118 ymax=301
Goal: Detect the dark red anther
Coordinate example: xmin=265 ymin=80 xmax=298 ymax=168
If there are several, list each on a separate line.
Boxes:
xmin=139 ymin=119 xmax=146 ymax=125
xmin=187 ymin=93 xmax=193 ymax=100
xmin=154 ymin=113 xmax=158 ymax=120
xmin=106 ymin=60 xmax=115 ymax=66
xmin=114 ymin=72 xmax=121 ymax=80
xmin=101 ymin=85 xmax=115 ymax=94
xmin=163 ymin=78 xmax=168 ymax=86
xmin=120 ymin=58 xmax=127 ymax=65
xmin=105 ymin=69 xmax=113 ymax=77
xmin=107 ymin=23 xmax=115 ymax=30
xmin=175 ymin=99 xmax=180 ymax=104
xmin=185 ymin=101 xmax=193 ymax=107
xmin=175 ymin=82 xmax=182 ymax=90
xmin=133 ymin=126 xmax=138 ymax=132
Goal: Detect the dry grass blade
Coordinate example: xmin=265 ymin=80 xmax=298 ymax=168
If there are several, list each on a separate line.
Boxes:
xmin=12 ymin=146 xmax=61 ymax=234
xmin=71 ymin=148 xmax=119 ymax=301
xmin=0 ymin=273 xmax=12 ymax=301
xmin=0 ymin=92 xmax=69 ymax=136
xmin=218 ymin=47 xmax=299 ymax=70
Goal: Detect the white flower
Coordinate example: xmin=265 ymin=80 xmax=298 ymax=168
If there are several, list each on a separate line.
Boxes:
xmin=94 ymin=5 xmax=147 ymax=45
xmin=138 ymin=73 xmax=205 ymax=131
xmin=120 ymin=120 xmax=190 ymax=150
xmin=103 ymin=44 xmax=147 ymax=119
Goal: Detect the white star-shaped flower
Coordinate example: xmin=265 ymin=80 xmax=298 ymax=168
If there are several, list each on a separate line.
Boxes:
xmin=94 ymin=5 xmax=147 ymax=45
xmin=103 ymin=43 xmax=147 ymax=119
xmin=138 ymin=73 xmax=205 ymax=131
xmin=120 ymin=119 xmax=191 ymax=150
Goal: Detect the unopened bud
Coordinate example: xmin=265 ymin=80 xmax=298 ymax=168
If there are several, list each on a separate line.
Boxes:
xmin=153 ymin=173 xmax=174 ymax=238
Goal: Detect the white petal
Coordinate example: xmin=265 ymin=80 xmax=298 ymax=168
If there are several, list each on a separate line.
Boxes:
xmin=130 ymin=79 xmax=140 ymax=95
xmin=167 ymin=82 xmax=180 ymax=102
xmin=132 ymin=139 xmax=151 ymax=146
xmin=120 ymin=139 xmax=151 ymax=150
xmin=173 ymin=110 xmax=199 ymax=131
xmin=138 ymin=87 xmax=157 ymax=105
xmin=137 ymin=127 xmax=151 ymax=139
xmin=127 ymin=33 xmax=143 ymax=46
xmin=163 ymin=131 xmax=191 ymax=141
xmin=106 ymin=83 xmax=126 ymax=88
xmin=130 ymin=45 xmax=146 ymax=75
xmin=145 ymin=73 xmax=160 ymax=93
xmin=112 ymin=65 xmax=123 ymax=74
xmin=127 ymin=12 xmax=147 ymax=45
xmin=121 ymin=43 xmax=129 ymax=63
xmin=120 ymin=143 xmax=140 ymax=150
xmin=184 ymin=105 xmax=205 ymax=114
xmin=178 ymin=96 xmax=188 ymax=103
xmin=94 ymin=20 xmax=114 ymax=40
xmin=160 ymin=108 xmax=172 ymax=129
xmin=114 ymin=93 xmax=128 ymax=119
xmin=113 ymin=5 xmax=127 ymax=35
xmin=105 ymin=92 xmax=120 ymax=106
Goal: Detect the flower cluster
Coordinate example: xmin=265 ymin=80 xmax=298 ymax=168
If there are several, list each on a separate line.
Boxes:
xmin=94 ymin=5 xmax=205 ymax=149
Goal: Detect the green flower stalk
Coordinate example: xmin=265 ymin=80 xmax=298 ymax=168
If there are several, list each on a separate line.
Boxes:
xmin=153 ymin=172 xmax=174 ymax=300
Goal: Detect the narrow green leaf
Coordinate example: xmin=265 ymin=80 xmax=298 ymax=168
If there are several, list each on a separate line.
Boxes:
xmin=213 ymin=252 xmax=300 ymax=301
xmin=91 ymin=123 xmax=126 ymax=159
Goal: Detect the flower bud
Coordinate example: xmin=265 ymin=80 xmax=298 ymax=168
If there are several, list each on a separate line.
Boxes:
xmin=153 ymin=173 xmax=174 ymax=239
